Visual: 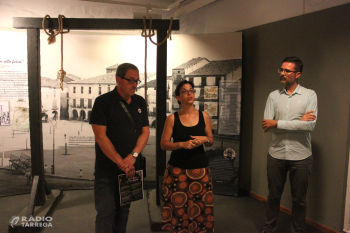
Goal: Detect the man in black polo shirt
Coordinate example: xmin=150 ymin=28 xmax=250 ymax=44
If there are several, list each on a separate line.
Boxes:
xmin=89 ymin=63 xmax=149 ymax=233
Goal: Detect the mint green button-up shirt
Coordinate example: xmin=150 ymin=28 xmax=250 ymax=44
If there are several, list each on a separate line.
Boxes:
xmin=263 ymin=84 xmax=318 ymax=160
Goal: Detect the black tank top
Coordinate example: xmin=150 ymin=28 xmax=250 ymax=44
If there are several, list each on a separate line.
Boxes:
xmin=168 ymin=111 xmax=209 ymax=169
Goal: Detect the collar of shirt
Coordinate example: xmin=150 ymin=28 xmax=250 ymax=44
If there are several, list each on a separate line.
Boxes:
xmin=279 ymin=84 xmax=302 ymax=96
xmin=113 ymin=86 xmax=136 ymax=104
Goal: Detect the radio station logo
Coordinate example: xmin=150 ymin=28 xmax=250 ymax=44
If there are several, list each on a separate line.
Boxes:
xmin=9 ymin=216 xmax=53 ymax=228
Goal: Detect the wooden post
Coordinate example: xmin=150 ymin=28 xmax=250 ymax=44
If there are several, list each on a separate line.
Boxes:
xmin=26 ymin=176 xmax=39 ymax=217
xmin=155 ymin=29 xmax=167 ymax=205
xmin=27 ymin=29 xmax=46 ymax=206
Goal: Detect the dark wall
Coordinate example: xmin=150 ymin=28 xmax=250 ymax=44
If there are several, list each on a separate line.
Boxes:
xmin=241 ymin=3 xmax=350 ymax=231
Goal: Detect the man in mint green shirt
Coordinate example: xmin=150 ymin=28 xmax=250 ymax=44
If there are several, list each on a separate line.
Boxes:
xmin=262 ymin=56 xmax=317 ymax=233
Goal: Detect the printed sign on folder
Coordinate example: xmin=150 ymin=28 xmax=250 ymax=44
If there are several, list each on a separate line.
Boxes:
xmin=118 ymin=170 xmax=144 ymax=206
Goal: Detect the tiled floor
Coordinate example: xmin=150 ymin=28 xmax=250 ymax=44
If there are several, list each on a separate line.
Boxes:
xmin=1 ymin=189 xmax=323 ymax=233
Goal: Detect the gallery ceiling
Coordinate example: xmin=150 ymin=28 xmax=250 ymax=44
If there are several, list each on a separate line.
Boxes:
xmin=80 ymin=0 xmax=197 ymax=9
xmin=79 ymin=0 xmax=214 ymax=18
xmin=1 ymin=0 xmax=350 ymax=34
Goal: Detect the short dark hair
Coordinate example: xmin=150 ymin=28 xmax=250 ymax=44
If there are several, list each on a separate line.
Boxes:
xmin=116 ymin=63 xmax=139 ymax=78
xmin=175 ymin=80 xmax=195 ymax=105
xmin=282 ymin=56 xmax=303 ymax=73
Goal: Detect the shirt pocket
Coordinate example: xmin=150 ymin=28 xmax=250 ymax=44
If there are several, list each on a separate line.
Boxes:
xmin=292 ymin=97 xmax=308 ymax=119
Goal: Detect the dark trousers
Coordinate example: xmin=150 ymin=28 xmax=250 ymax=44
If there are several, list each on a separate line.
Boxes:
xmin=263 ymin=154 xmax=313 ymax=233
xmin=94 ymin=176 xmax=131 ymax=233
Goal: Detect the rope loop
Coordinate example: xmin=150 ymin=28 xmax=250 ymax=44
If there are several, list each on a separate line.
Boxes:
xmin=141 ymin=17 xmax=173 ymax=46
xmin=42 ymin=14 xmax=70 ymax=44
xmin=42 ymin=15 xmax=58 ymax=44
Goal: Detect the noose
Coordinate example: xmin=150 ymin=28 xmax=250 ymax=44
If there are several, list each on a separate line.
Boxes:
xmin=141 ymin=17 xmax=173 ymax=109
xmin=42 ymin=15 xmax=70 ymax=90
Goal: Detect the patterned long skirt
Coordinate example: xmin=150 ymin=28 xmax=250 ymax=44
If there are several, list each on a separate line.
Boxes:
xmin=161 ymin=165 xmax=214 ymax=233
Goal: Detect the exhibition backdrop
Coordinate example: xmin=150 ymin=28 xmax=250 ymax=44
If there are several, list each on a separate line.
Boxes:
xmin=0 ymin=30 xmax=242 ymax=196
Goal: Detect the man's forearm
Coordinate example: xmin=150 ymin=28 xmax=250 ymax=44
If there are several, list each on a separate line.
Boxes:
xmin=95 ymin=135 xmax=124 ymax=165
xmin=263 ymin=114 xmax=317 ymax=133
xmin=123 ymin=128 xmax=149 ymax=168
xmin=275 ymin=119 xmax=316 ymax=132
xmin=262 ymin=119 xmax=278 ymax=132
xmin=266 ymin=120 xmax=316 ymax=133
xmin=132 ymin=128 xmax=150 ymax=154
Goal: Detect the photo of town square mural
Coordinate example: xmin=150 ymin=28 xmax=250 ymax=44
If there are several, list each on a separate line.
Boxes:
xmin=0 ymin=30 xmax=242 ymax=196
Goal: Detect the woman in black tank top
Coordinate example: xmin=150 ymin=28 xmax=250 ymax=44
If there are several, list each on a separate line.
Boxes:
xmin=160 ymin=80 xmax=215 ymax=233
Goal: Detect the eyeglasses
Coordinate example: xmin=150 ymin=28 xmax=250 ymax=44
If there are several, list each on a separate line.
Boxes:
xmin=120 ymin=76 xmax=141 ymax=85
xmin=180 ymin=89 xmax=196 ymax=95
xmin=278 ymin=68 xmax=298 ymax=74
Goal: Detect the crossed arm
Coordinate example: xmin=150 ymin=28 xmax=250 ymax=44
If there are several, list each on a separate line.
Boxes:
xmin=262 ymin=91 xmax=318 ymax=133
xmin=92 ymin=124 xmax=149 ymax=177
xmin=262 ymin=110 xmax=316 ymax=132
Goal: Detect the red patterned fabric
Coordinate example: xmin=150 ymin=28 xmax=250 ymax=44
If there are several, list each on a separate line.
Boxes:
xmin=161 ymin=165 xmax=214 ymax=233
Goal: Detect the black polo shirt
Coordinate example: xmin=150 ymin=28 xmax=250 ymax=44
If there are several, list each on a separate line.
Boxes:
xmin=89 ymin=87 xmax=149 ymax=178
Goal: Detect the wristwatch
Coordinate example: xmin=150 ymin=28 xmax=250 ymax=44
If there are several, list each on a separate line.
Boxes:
xmin=132 ymin=151 xmax=139 ymax=158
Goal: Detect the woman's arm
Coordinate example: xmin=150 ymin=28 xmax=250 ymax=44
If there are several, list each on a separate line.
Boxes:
xmin=160 ymin=114 xmax=179 ymax=151
xmin=190 ymin=111 xmax=214 ymax=147
xmin=203 ymin=111 xmax=214 ymax=147
xmin=160 ymin=114 xmax=196 ymax=151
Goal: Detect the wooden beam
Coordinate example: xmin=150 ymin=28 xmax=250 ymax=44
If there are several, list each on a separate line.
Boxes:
xmin=155 ymin=29 xmax=168 ymax=205
xmin=27 ymin=29 xmax=46 ymax=206
xmin=13 ymin=18 xmax=179 ymax=31
xmin=26 ymin=176 xmax=39 ymax=217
